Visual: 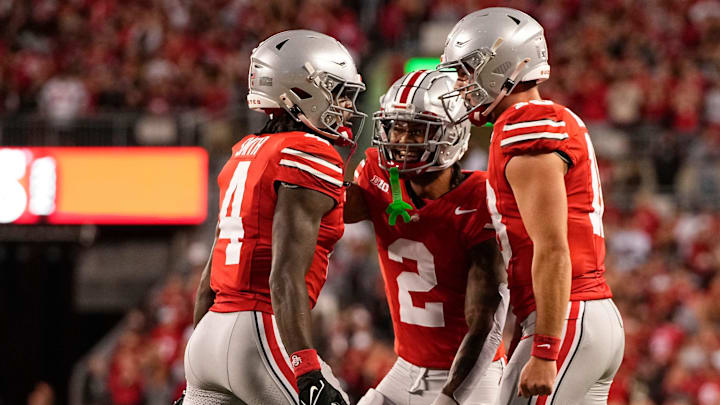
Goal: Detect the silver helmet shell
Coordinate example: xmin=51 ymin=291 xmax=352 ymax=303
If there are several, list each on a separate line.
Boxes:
xmin=438 ymin=7 xmax=550 ymax=121
xmin=247 ymin=30 xmax=366 ymax=144
xmin=373 ymin=70 xmax=471 ymax=175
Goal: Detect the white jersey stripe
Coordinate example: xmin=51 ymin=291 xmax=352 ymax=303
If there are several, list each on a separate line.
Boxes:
xmin=503 ymin=120 xmax=566 ymax=131
xmin=304 ymin=133 xmax=330 ymax=145
xmin=279 ymin=159 xmax=343 ymax=187
xmin=486 ymin=180 xmax=512 ymax=269
xmin=281 ymin=148 xmax=342 ymax=173
xmin=564 ymin=107 xmax=587 ymax=128
xmin=353 ymin=159 xmax=365 ymax=181
xmin=500 ymin=132 xmax=569 ymax=147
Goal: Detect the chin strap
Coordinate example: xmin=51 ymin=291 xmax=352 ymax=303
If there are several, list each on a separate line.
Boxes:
xmin=481 ymin=57 xmax=530 ymax=117
xmin=278 ymin=93 xmax=353 ymax=144
xmin=385 ymin=167 xmax=413 ymax=226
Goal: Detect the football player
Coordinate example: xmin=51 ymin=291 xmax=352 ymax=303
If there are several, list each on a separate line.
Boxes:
xmin=345 ymin=70 xmax=509 ymax=405
xmin=181 ymin=30 xmax=365 ymax=405
xmin=438 ymin=7 xmax=625 ymax=404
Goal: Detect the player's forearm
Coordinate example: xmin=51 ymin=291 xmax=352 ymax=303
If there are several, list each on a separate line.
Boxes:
xmin=270 ymin=186 xmax=329 ymax=354
xmin=532 ymin=245 xmax=571 ymax=338
xmin=270 ymin=268 xmax=314 ymax=353
xmin=441 ymin=306 xmax=497 ymax=397
xmin=442 ymin=285 xmax=505 ymax=399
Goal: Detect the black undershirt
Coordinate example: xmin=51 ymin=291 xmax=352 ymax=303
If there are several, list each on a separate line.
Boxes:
xmin=405 ymin=163 xmax=468 ymax=209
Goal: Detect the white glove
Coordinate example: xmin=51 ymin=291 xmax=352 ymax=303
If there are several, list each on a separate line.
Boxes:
xmin=430 ymin=392 xmax=459 ymax=405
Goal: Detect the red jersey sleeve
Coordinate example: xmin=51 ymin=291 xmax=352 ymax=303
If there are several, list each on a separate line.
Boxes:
xmin=459 ymin=172 xmax=495 ymax=248
xmin=353 ymin=148 xmax=377 ymax=192
xmin=463 ymin=216 xmax=495 ymax=248
xmin=275 ymin=133 xmax=345 ymax=203
xmin=498 ymin=104 xmax=583 ymax=166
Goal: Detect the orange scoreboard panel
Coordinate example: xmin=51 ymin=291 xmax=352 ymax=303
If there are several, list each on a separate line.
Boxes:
xmin=0 ymin=147 xmax=208 ymax=225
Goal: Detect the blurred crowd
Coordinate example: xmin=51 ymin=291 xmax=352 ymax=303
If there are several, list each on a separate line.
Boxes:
xmin=8 ymin=0 xmax=716 ymax=404
xmin=0 ymin=0 xmax=370 ymax=123
xmin=80 ymin=274 xmax=196 ymax=405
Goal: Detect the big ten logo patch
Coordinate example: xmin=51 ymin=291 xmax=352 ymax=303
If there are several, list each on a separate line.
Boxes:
xmin=371 ymin=175 xmax=389 ymax=192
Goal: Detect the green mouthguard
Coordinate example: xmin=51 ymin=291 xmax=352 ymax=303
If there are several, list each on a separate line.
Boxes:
xmin=385 ymin=167 xmax=413 ymax=226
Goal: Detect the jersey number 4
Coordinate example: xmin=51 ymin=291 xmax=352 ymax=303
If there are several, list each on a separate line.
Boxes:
xmin=388 ymin=239 xmax=445 ymax=328
xmin=218 ymin=161 xmax=251 ymax=265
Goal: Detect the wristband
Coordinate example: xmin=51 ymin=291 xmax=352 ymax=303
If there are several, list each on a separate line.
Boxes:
xmin=290 ymin=349 xmax=321 ymax=377
xmin=531 ymin=334 xmax=561 ymax=360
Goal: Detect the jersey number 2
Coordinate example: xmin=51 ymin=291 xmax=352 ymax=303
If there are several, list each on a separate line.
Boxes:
xmin=219 ymin=161 xmax=251 ymax=265
xmin=388 ymin=239 xmax=445 ymax=327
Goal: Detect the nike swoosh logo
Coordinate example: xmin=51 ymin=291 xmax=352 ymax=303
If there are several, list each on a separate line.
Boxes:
xmin=536 ymin=343 xmax=551 ymax=349
xmin=332 ymin=61 xmax=346 ymax=67
xmin=455 ymin=207 xmax=478 ymax=215
xmin=456 ymin=39 xmax=471 ymax=46
xmin=307 ymin=381 xmax=325 ymax=405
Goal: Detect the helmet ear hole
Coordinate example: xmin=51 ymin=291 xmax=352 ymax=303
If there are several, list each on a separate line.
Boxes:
xmin=290 ymin=87 xmax=313 ymax=100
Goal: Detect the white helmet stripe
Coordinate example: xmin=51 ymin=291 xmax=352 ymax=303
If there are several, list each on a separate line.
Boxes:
xmin=396 ymin=70 xmax=431 ymax=104
xmin=407 ymin=70 xmax=435 ymax=105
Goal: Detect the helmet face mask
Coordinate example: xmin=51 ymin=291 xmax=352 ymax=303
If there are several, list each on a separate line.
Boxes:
xmin=372 ymin=70 xmax=471 ymax=176
xmin=437 ymin=48 xmax=497 ymax=123
xmin=319 ymin=75 xmax=366 ymax=136
xmin=374 ymin=113 xmax=446 ymax=173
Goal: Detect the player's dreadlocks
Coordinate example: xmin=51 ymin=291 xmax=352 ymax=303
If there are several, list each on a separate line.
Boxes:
xmin=255 ymin=110 xmax=312 ymax=135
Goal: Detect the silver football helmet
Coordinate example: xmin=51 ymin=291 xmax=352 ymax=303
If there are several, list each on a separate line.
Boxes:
xmin=437 ymin=7 xmax=550 ymax=122
xmin=247 ymin=30 xmax=366 ymax=145
xmin=373 ymin=70 xmax=471 ymax=175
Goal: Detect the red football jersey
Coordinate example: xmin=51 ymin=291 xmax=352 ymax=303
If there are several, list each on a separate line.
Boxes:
xmin=210 ymin=131 xmax=345 ymax=314
xmin=355 ymin=148 xmax=505 ymax=369
xmin=486 ymin=100 xmax=613 ymax=321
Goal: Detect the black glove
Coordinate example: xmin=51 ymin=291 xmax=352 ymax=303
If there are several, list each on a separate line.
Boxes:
xmin=297 ymin=370 xmax=348 ymax=405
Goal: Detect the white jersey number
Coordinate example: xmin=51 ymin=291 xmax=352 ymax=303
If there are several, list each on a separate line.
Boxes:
xmin=388 ymin=239 xmax=444 ymax=327
xmin=218 ymin=161 xmax=251 ymax=265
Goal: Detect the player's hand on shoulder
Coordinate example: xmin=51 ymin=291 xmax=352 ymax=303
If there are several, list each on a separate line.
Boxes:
xmin=430 ymin=392 xmax=459 ymax=405
xmin=297 ymin=370 xmax=348 ymax=405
